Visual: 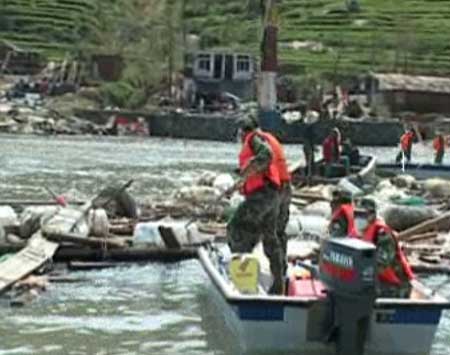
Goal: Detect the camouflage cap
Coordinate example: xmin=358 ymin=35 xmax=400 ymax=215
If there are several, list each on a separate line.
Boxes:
xmin=360 ymin=197 xmax=377 ymax=212
xmin=331 ymin=188 xmax=352 ymax=204
xmin=237 ymin=114 xmax=258 ymax=132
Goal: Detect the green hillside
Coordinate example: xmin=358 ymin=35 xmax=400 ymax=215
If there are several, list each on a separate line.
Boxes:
xmin=185 ymin=0 xmax=450 ymax=79
xmin=0 ymin=0 xmax=102 ymax=58
xmin=2 ymin=0 xmax=450 ymax=81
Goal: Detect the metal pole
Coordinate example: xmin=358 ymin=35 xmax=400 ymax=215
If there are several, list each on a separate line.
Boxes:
xmin=259 ymin=0 xmax=280 ymax=131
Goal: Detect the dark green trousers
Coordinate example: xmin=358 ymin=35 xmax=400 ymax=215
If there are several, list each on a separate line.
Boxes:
xmin=435 ymin=150 xmax=445 ymax=164
xmin=227 ymin=185 xmax=283 ymax=294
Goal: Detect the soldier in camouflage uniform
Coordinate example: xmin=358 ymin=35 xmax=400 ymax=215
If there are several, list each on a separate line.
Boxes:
xmin=227 ymin=118 xmax=284 ymax=294
xmin=360 ymin=198 xmax=414 ymax=298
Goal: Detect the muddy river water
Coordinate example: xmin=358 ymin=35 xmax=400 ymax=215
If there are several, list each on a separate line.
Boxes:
xmin=0 ymin=135 xmax=448 ymax=355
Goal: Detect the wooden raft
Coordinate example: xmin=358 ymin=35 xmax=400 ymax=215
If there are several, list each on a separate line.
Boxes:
xmin=0 ymin=233 xmax=58 ymax=294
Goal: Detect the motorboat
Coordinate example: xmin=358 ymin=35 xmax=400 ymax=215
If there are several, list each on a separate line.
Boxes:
xmin=290 ymin=155 xmax=377 ymax=186
xmin=198 ymin=237 xmax=450 ymax=355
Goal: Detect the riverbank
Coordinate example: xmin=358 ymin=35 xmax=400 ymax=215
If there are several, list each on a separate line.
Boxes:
xmin=0 ymin=77 xmax=444 ymax=146
xmin=0 ymin=80 xmax=408 ymax=145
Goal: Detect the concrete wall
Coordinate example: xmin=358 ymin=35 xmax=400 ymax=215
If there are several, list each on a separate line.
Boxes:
xmin=74 ymin=109 xmax=403 ymax=146
xmin=280 ymin=120 xmax=403 ymax=146
xmin=149 ymin=113 xmax=239 ymax=141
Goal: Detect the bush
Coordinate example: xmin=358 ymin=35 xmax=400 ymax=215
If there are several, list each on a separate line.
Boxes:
xmin=127 ymin=89 xmax=148 ymax=109
xmin=99 ymin=81 xmax=134 ymax=108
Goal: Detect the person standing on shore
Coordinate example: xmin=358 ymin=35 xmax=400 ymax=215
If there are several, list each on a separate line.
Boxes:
xmin=227 ymin=116 xmax=285 ymax=294
xmin=395 ymin=129 xmax=415 ymax=164
xmin=322 ymin=127 xmax=341 ymax=177
xmin=303 ymin=112 xmax=318 ymax=184
xmin=433 ymin=132 xmax=446 ymax=164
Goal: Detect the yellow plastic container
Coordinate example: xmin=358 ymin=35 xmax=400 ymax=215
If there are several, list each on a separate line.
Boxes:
xmin=229 ymin=255 xmax=260 ymax=294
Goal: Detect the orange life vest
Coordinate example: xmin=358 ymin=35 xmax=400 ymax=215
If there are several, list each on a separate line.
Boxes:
xmin=400 ymin=132 xmax=414 ymax=151
xmin=257 ymin=132 xmax=291 ymax=183
xmin=239 ymin=131 xmax=281 ymax=195
xmin=433 ymin=136 xmax=445 ymax=153
xmin=363 ymin=220 xmax=415 ymax=285
xmin=331 ymin=203 xmax=359 ymax=238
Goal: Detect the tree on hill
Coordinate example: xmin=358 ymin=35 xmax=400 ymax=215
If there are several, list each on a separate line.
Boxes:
xmin=90 ymin=0 xmax=184 ymax=108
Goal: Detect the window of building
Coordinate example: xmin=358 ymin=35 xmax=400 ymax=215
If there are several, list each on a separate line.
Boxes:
xmin=236 ymin=55 xmax=251 ymax=72
xmin=197 ymin=54 xmax=211 ymax=72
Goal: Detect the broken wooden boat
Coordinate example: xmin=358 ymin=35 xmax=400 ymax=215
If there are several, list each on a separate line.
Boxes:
xmin=377 ymin=162 xmax=450 ymax=180
xmin=199 ymin=237 xmax=450 ymax=355
xmin=290 ymin=154 xmax=377 ymax=185
xmin=0 ymin=219 xmax=213 ymax=263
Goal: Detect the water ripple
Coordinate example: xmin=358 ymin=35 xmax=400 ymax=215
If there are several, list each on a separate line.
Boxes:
xmin=0 ymin=135 xmax=449 ymax=355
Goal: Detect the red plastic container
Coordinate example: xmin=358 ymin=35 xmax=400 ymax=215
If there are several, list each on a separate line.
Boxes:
xmin=288 ymin=276 xmax=327 ymax=298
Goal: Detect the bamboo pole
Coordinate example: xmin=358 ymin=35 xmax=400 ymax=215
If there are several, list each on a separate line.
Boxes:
xmin=406 ymin=232 xmax=438 ymax=244
xmin=403 ymin=245 xmax=442 ymax=253
xmin=411 ymin=263 xmax=450 ymax=274
xmin=397 ymin=211 xmax=450 ymax=240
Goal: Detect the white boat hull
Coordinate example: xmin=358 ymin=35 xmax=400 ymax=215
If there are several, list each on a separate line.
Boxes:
xmin=199 ymin=247 xmax=449 ymax=355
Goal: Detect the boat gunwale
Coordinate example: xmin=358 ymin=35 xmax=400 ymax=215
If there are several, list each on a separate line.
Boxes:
xmin=198 ymin=247 xmax=450 ymax=310
xmin=289 ymin=154 xmax=377 ymax=185
xmin=377 ymin=163 xmax=450 ymax=172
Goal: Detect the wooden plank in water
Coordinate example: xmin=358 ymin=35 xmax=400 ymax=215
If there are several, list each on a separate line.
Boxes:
xmin=2 ymin=200 xmax=84 ymax=208
xmin=0 ymin=244 xmax=198 ymax=263
xmin=0 ymin=233 xmax=58 ymax=294
xmin=68 ymin=261 xmax=120 ymax=271
xmin=44 ymin=231 xmax=126 ymax=249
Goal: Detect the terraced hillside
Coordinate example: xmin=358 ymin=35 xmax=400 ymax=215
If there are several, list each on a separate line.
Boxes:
xmin=186 ymin=0 xmax=450 ymax=78
xmin=3 ymin=0 xmax=450 ymax=79
xmin=0 ymin=0 xmax=100 ymax=58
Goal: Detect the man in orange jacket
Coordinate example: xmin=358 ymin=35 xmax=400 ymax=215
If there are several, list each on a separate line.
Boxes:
xmin=329 ymin=188 xmax=359 ymax=238
xmin=395 ymin=129 xmax=415 ymax=163
xmin=227 ymin=116 xmax=285 ymax=294
xmin=433 ymin=132 xmax=446 ymax=164
xmin=360 ymin=198 xmax=414 ymax=298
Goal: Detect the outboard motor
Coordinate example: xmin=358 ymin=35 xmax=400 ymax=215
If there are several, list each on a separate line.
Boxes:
xmin=319 ymin=237 xmax=376 ymax=355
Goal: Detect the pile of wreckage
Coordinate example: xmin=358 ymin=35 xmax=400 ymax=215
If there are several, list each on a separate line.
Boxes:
xmin=0 ymin=77 xmax=108 ymax=135
xmin=2 ymin=171 xmax=450 ymax=305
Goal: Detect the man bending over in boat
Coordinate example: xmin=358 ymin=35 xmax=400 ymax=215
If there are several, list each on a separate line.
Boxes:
xmin=360 ymin=198 xmax=415 ymax=298
xmin=329 ymin=188 xmax=359 ymax=238
xmin=227 ymin=116 xmax=285 ymax=295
